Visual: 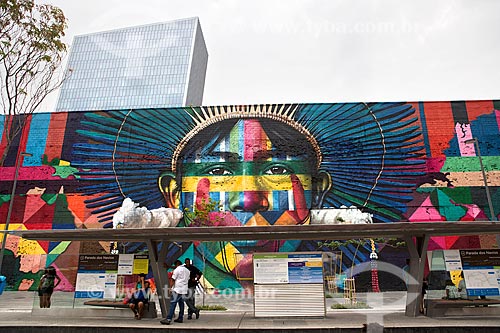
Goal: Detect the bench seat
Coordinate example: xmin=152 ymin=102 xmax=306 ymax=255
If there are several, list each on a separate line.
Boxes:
xmin=426 ymin=298 xmax=500 ymax=317
xmin=84 ymin=300 xmax=129 ymax=308
xmin=84 ymin=300 xmax=157 ymax=318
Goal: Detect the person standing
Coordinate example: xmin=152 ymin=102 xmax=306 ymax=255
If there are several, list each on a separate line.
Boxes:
xmin=420 ymin=278 xmax=428 ymax=314
xmin=160 ymin=260 xmax=190 ymax=325
xmin=457 ymin=271 xmax=468 ymax=299
xmin=402 ymin=259 xmax=410 ymax=288
xmin=38 ymin=266 xmax=61 ymax=308
xmin=184 ymin=258 xmax=202 ymax=320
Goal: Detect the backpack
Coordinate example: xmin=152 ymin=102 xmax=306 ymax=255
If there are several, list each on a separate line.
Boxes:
xmin=40 ymin=275 xmax=55 ymax=289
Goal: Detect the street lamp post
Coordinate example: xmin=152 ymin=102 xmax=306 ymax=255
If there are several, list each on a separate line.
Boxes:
xmin=0 ymin=152 xmax=32 ymax=274
xmin=464 ymin=138 xmax=497 ymax=221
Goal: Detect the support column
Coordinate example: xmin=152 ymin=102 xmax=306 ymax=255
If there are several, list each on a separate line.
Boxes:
xmin=147 ymin=239 xmax=170 ymax=318
xmin=404 ymin=234 xmax=429 ymax=317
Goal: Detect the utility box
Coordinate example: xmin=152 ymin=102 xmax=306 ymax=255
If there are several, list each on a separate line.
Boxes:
xmin=253 ymin=252 xmax=330 ymax=317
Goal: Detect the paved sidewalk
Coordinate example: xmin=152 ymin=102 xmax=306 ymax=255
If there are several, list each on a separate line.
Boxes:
xmin=0 ymin=290 xmax=409 ymax=312
xmin=0 ymin=289 xmax=408 ymax=314
xmin=2 ymin=291 xmax=500 ymax=332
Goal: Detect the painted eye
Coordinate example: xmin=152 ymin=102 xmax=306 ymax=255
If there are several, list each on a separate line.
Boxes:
xmin=207 ymin=167 xmax=232 ymax=176
xmin=264 ymin=165 xmax=291 ymax=175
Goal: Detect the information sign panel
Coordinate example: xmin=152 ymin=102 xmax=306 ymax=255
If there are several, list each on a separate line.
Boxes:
xmin=460 ymin=249 xmax=500 ymax=296
xmin=75 ymin=254 xmax=149 ymax=299
xmin=254 ymin=253 xmax=323 ymax=284
xmin=78 ymin=254 xmax=119 ymax=272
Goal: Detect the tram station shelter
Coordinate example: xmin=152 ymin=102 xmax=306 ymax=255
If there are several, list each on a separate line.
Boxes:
xmin=15 ymin=221 xmax=500 ymax=318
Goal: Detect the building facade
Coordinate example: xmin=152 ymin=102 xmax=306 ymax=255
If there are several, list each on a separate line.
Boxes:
xmin=55 ymin=17 xmax=208 ymax=111
xmin=0 ymin=101 xmax=499 ymax=292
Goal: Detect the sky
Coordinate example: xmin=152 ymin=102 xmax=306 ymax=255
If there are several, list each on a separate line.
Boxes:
xmin=40 ymin=0 xmax=500 ymax=111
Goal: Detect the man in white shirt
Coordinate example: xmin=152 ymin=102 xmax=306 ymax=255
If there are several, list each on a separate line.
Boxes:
xmin=160 ymin=260 xmax=190 ymax=325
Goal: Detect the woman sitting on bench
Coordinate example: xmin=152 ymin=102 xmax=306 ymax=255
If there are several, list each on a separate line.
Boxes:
xmin=128 ymin=279 xmax=151 ymax=320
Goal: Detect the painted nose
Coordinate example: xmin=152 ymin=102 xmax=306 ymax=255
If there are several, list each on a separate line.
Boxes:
xmin=229 ymin=191 xmax=269 ymax=212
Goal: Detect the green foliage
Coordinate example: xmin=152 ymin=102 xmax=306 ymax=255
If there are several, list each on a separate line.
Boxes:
xmin=183 ymin=198 xmax=226 ymax=227
xmin=317 ymin=239 xmax=368 ymax=250
xmin=198 ymin=304 xmax=227 ymax=311
xmin=317 ymin=238 xmax=406 ymax=250
xmin=0 ymin=0 xmax=68 ymax=165
xmin=371 ymin=237 xmax=406 ymax=248
xmin=331 ymin=302 xmax=370 ymax=309
xmin=326 ymin=292 xmax=343 ymax=298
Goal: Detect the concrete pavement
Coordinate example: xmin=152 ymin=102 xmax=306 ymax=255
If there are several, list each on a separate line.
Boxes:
xmin=2 ymin=290 xmax=500 ymax=332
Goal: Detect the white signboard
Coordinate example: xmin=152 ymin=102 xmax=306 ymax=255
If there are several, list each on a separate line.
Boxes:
xmin=460 ymin=249 xmax=500 ymax=296
xmin=253 ymin=253 xmax=323 ymax=284
xmin=118 ymin=254 xmax=134 ymax=275
xmin=444 ymin=250 xmax=462 ymax=271
xmin=75 ymin=273 xmax=118 ymax=299
xmin=75 ymin=273 xmax=106 ymax=298
xmin=463 ymin=269 xmax=499 ymax=289
xmin=104 ymin=273 xmax=118 ymax=299
xmin=254 ymin=254 xmax=289 ymax=284
xmin=253 ymin=252 xmax=326 ymax=318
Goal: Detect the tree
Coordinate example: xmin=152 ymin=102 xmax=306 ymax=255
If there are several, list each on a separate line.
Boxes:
xmin=183 ymin=198 xmax=226 ymax=227
xmin=0 ymin=0 xmax=68 ymax=165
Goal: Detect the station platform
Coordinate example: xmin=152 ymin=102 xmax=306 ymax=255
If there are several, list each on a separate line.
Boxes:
xmin=2 ymin=291 xmax=500 ymax=332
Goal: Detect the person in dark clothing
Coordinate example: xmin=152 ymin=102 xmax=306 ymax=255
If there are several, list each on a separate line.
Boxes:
xmin=184 ymin=258 xmax=202 ymax=319
xmin=128 ymin=280 xmax=151 ymax=319
xmin=38 ymin=266 xmax=61 ymax=308
xmin=420 ymin=278 xmax=428 ymax=314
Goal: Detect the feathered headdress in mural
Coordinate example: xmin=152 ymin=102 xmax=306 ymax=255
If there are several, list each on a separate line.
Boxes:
xmin=72 ymin=103 xmax=425 ymax=226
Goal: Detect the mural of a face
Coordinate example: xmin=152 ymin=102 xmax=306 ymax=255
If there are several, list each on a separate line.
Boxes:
xmin=160 ymin=118 xmax=331 ymax=227
xmin=158 ymin=118 xmax=332 ymax=282
xmin=69 ymin=103 xmax=429 ymax=289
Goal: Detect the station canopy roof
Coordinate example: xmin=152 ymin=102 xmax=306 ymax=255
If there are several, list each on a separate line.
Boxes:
xmin=13 ymin=222 xmax=500 ymax=242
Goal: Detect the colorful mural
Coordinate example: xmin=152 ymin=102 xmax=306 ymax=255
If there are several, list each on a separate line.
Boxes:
xmin=1 ymin=101 xmax=499 ymax=291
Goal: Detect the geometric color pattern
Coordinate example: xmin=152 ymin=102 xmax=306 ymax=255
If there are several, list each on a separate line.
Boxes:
xmin=0 ymin=101 xmax=499 ymax=291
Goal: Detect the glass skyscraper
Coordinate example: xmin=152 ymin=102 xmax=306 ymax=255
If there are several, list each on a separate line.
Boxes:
xmin=56 ymin=17 xmax=208 ymax=111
